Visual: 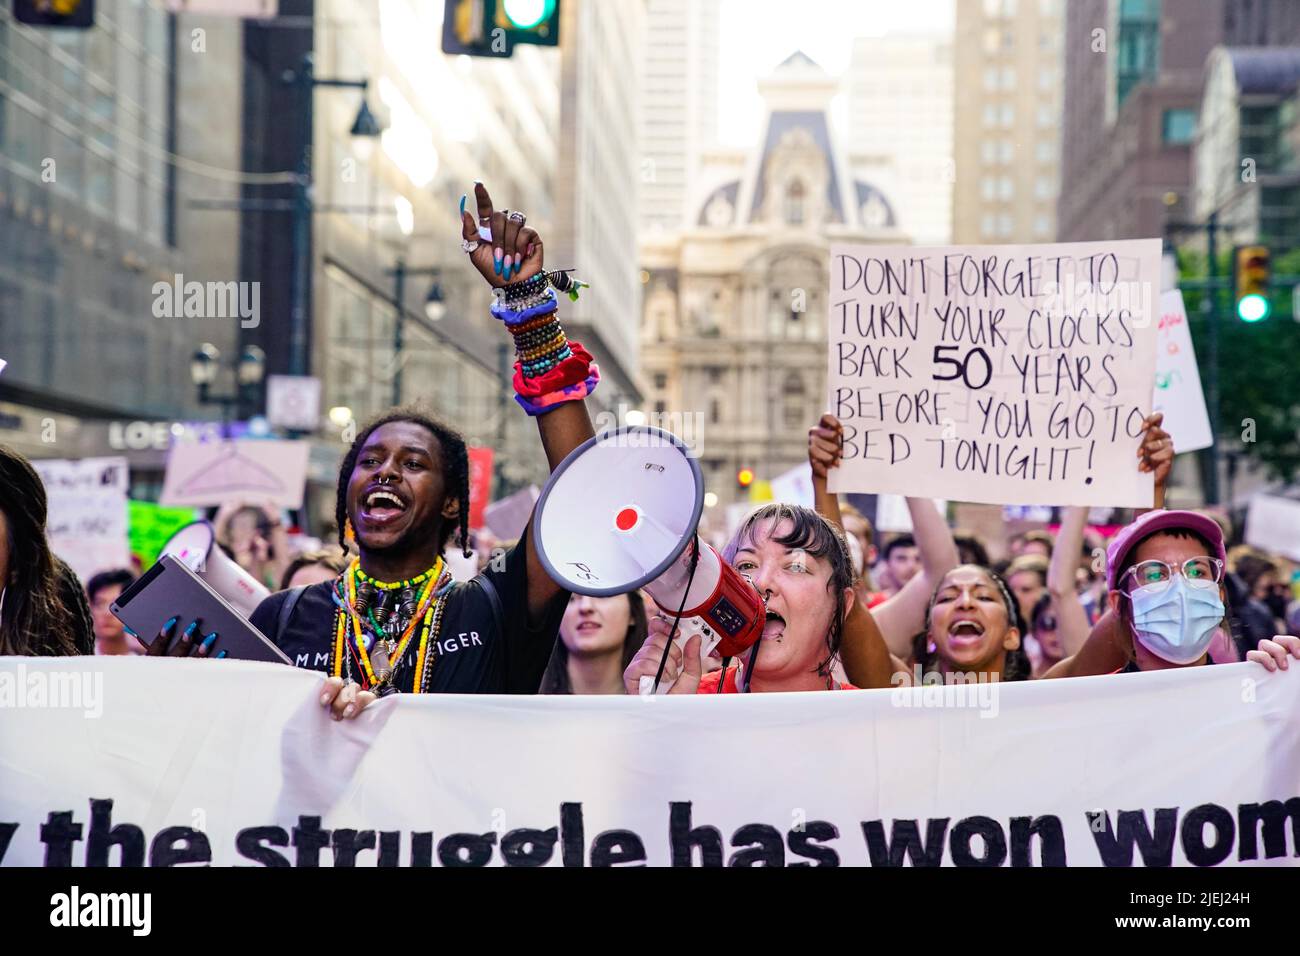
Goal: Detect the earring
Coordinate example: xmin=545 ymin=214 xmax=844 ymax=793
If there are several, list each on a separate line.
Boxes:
xmin=344 ymin=518 xmax=356 ymax=546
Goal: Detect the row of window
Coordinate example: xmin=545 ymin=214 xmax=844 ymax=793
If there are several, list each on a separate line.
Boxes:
xmin=981 ymin=139 xmax=1057 ymax=164
xmin=980 ymin=212 xmax=1054 ymax=238
xmin=983 ymin=66 xmax=1057 ymax=92
xmin=980 ymin=176 xmax=1056 ymax=200
xmin=981 ymin=103 xmax=1059 ymax=129
xmin=983 ymin=0 xmax=1062 ymax=17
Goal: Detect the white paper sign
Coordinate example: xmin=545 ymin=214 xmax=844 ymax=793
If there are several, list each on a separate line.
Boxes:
xmin=31 ymin=457 xmax=130 ymax=581
xmin=484 ymin=485 xmax=540 ymax=542
xmin=1245 ymin=494 xmax=1300 ymax=562
xmin=1 ymin=657 xmax=1297 ymax=866
xmin=827 ymin=240 xmax=1160 ymax=507
xmin=875 ymin=495 xmax=948 ymax=533
xmin=266 ymin=375 xmax=322 ymax=431
xmin=1152 ymin=289 xmax=1213 ymax=454
xmin=159 ymin=439 xmax=309 ymax=509
xmin=769 ymin=464 xmax=815 ymax=508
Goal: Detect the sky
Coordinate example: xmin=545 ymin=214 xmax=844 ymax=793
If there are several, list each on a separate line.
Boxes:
xmin=717 ymin=0 xmax=956 ymax=145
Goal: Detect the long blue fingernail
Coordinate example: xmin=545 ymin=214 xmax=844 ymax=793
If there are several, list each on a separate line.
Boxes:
xmin=163 ymin=616 xmax=179 ymax=632
xmin=183 ymin=620 xmax=199 ymax=639
xmin=201 ymin=632 xmax=218 ymax=651
xmin=459 ymin=194 xmax=466 ymax=218
xmin=216 ymin=650 xmax=228 ymax=659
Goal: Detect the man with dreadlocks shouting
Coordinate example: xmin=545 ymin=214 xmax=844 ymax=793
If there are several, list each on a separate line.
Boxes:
xmin=222 ymin=183 xmax=594 ymax=717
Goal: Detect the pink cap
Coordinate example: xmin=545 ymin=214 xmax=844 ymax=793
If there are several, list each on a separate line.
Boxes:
xmin=1105 ymin=510 xmax=1227 ymax=591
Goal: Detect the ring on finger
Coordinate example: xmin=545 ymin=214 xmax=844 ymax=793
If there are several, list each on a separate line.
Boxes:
xmin=508 ymin=210 xmax=527 ymax=224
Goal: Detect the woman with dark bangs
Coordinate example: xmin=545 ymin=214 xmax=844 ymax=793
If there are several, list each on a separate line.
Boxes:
xmin=623 ymin=502 xmax=900 ymax=693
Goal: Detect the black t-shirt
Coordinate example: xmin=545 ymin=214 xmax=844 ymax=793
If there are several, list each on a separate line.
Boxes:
xmin=250 ymin=544 xmax=566 ymax=694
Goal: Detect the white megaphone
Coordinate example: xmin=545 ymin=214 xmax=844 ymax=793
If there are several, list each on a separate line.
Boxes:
xmin=159 ymin=520 xmax=271 ymax=619
xmin=533 ymin=426 xmax=766 ymax=694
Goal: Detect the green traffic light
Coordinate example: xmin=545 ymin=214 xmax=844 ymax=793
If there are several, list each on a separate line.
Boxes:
xmin=1237 ymin=293 xmax=1270 ymax=323
xmin=503 ymin=0 xmax=555 ymax=29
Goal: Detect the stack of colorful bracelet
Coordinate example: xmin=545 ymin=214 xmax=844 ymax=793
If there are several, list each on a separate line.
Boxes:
xmin=491 ymin=273 xmax=600 ymax=416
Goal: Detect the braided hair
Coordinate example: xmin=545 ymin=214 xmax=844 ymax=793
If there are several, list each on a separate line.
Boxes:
xmin=334 ymin=407 xmax=472 ymax=558
xmin=916 ymin=563 xmax=1031 ymax=682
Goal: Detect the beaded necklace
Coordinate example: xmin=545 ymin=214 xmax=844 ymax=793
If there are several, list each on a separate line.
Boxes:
xmin=330 ymin=557 xmax=455 ymax=694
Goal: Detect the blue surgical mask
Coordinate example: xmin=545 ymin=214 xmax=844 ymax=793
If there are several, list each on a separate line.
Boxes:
xmin=1128 ymin=576 xmax=1224 ymax=665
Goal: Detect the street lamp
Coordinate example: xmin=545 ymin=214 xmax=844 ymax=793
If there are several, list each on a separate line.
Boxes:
xmin=191 ymin=343 xmax=267 ymax=438
xmin=386 ymin=260 xmax=444 ymax=405
xmin=424 ymin=278 xmax=446 ymax=322
xmin=283 ymin=54 xmax=384 ymax=378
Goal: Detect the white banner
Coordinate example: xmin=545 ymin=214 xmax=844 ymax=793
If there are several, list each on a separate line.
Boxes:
xmin=2 ymin=658 xmax=1297 ymax=867
xmin=31 ymin=457 xmax=130 ymax=582
xmin=827 ymin=240 xmax=1160 ymax=507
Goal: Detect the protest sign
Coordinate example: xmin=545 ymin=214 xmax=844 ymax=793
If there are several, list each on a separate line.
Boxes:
xmin=484 ymin=485 xmax=539 ymax=541
xmin=827 ymin=240 xmax=1160 ymax=507
xmin=467 ymin=447 xmax=494 ymax=529
xmin=876 ymin=495 xmax=948 ymax=533
xmin=1152 ymin=289 xmax=1213 ymax=454
xmin=767 ymin=465 xmax=814 ymax=508
xmin=30 ymin=457 xmax=130 ymax=581
xmin=1245 ymin=494 xmax=1300 ymax=562
xmin=159 ymin=439 xmax=309 ymax=509
xmin=1 ymin=657 xmax=1296 ymax=867
xmin=127 ymin=500 xmax=200 ymax=566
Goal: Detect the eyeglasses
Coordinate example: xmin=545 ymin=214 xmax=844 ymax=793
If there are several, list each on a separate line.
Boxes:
xmin=1120 ymin=556 xmax=1224 ymax=593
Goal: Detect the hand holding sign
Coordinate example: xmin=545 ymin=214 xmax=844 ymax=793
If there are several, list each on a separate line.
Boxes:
xmin=807 ymin=413 xmax=844 ymax=480
xmin=1136 ymin=412 xmax=1173 ymax=509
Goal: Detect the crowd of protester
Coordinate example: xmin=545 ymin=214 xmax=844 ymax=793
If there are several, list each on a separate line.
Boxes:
xmin=2 ymin=181 xmax=1298 ymax=717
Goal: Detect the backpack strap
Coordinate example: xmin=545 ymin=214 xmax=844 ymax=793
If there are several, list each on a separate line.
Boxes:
xmin=275 ymin=585 xmax=310 ymax=639
xmin=473 ymin=574 xmax=506 ymax=637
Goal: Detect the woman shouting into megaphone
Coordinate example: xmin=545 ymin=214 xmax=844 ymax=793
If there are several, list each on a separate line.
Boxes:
xmin=623 ymin=502 xmax=902 ymax=693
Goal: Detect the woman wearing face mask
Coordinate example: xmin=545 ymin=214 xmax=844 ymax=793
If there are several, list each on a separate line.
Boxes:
xmin=908 ymin=564 xmax=1032 ymax=683
xmin=541 ymin=591 xmax=648 ymax=694
xmin=623 ymin=504 xmax=897 ymax=693
xmin=0 ymin=445 xmax=95 ymax=656
xmin=1044 ymin=510 xmax=1300 ymax=676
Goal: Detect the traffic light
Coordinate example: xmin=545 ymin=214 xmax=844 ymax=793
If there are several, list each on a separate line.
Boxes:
xmin=736 ymin=467 xmax=755 ymax=490
xmin=1234 ymin=245 xmax=1271 ymax=323
xmin=12 ymin=0 xmax=94 ymax=28
xmin=442 ymin=0 xmax=560 ymax=58
xmin=495 ymin=0 xmax=560 ymax=46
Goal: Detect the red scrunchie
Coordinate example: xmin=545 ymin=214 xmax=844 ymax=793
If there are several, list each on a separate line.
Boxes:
xmin=513 ymin=342 xmax=595 ymax=397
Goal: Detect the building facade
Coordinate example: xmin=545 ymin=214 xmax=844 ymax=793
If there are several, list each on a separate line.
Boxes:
xmin=552 ymin=0 xmax=645 ymax=413
xmin=0 ymin=1 xmax=244 ymax=481
xmin=638 ymin=0 xmax=720 ymax=234
xmin=846 ymin=32 xmax=954 ymax=245
xmin=952 ymin=0 xmax=1064 ymax=244
xmin=641 ymin=53 xmax=906 ymax=510
xmin=1056 ymin=0 xmax=1230 ymax=242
